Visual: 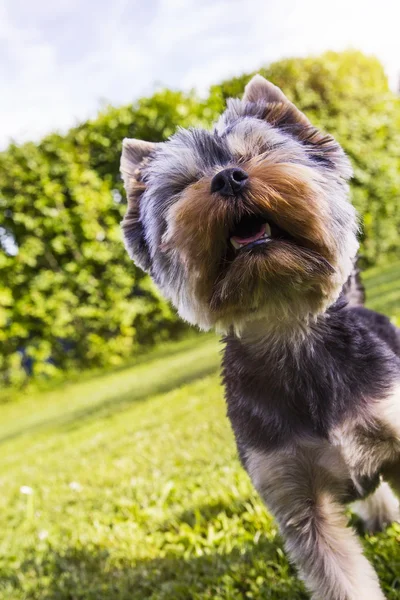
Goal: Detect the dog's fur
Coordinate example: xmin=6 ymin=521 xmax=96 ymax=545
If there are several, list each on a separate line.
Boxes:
xmin=120 ymin=75 xmax=400 ymax=600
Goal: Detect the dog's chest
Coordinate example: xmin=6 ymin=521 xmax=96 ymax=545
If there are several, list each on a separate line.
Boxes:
xmin=222 ymin=330 xmax=400 ymax=453
xmin=223 ymin=344 xmax=355 ymax=451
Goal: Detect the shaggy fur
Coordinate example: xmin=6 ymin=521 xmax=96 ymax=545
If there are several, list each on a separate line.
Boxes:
xmin=120 ymin=74 xmax=400 ymax=600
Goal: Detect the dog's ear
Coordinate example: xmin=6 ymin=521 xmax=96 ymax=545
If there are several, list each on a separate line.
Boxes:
xmin=243 ymin=74 xmax=310 ymax=127
xmin=120 ymin=138 xmax=157 ymax=271
xmin=243 ymin=75 xmax=352 ymax=179
xmin=120 ymin=138 xmax=156 ymax=185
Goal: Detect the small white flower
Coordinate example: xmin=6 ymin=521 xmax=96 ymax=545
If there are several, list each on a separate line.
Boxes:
xmin=20 ymin=485 xmax=33 ymax=495
xmin=38 ymin=530 xmax=48 ymax=540
xmin=69 ymin=481 xmax=82 ymax=491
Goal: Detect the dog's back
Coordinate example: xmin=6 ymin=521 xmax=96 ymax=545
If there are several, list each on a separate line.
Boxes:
xmin=343 ymin=258 xmax=400 ymax=358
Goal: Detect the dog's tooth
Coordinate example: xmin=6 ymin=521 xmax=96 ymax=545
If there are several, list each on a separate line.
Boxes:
xmin=231 ymin=238 xmax=242 ymax=250
xmin=264 ymin=223 xmax=272 ymax=237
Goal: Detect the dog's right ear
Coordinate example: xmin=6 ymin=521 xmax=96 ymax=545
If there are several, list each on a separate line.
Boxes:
xmin=243 ymin=74 xmax=311 ymax=127
xmin=242 ymin=75 xmax=352 ymax=179
xmin=120 ymin=138 xmax=157 ymax=271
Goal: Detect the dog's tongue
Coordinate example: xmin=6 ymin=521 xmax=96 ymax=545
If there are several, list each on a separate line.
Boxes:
xmin=231 ymin=223 xmax=265 ymax=245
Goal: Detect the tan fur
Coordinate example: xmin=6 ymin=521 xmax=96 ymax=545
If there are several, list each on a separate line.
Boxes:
xmin=163 ymin=176 xmax=230 ymax=299
xmin=210 ymin=242 xmax=333 ymax=317
xmin=245 ymin=160 xmax=336 ymax=261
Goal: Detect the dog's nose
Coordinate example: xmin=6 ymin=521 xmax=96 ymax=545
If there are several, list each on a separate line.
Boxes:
xmin=210 ymin=167 xmax=249 ymax=197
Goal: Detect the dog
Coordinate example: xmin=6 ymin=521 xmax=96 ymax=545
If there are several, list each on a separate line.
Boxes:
xmin=120 ymin=75 xmax=400 ymax=600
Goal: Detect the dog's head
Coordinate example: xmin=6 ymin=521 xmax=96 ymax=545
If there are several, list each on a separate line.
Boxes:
xmin=121 ymin=75 xmax=358 ymax=333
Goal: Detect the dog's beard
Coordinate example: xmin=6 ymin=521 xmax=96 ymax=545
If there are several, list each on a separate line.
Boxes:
xmin=210 ymin=240 xmax=334 ymax=314
xmin=162 ymin=159 xmax=347 ymax=330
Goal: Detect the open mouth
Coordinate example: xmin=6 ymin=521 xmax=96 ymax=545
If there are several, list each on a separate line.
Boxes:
xmin=229 ymin=214 xmax=284 ymax=251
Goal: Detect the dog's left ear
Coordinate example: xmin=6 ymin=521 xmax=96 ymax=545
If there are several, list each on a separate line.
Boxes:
xmin=120 ymin=138 xmax=158 ymax=271
xmin=120 ymin=138 xmax=156 ymax=186
xmin=243 ymin=75 xmax=352 ymax=179
xmin=243 ymin=74 xmax=311 ymax=127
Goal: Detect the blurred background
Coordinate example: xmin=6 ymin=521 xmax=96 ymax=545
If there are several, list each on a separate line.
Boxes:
xmin=0 ymin=1 xmax=400 ymax=599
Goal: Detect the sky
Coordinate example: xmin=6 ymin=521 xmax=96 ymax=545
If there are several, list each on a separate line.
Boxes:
xmin=0 ymin=0 xmax=399 ymax=149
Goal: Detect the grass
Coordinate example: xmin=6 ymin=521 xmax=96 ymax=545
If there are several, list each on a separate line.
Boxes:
xmin=0 ymin=262 xmax=400 ymax=600
xmin=362 ymin=260 xmax=400 ymax=325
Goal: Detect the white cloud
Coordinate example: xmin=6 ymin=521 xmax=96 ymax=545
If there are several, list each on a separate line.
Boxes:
xmin=0 ymin=0 xmax=399 ymax=149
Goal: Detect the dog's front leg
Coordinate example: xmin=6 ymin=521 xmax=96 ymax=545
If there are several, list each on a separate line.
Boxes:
xmin=246 ymin=448 xmax=386 ymax=600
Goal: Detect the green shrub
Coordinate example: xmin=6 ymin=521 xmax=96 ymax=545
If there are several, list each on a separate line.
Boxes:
xmin=0 ymin=134 xmax=183 ymax=384
xmin=0 ymin=51 xmax=399 ymax=384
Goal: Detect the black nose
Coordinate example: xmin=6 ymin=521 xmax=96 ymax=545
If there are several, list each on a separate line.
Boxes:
xmin=210 ymin=167 xmax=249 ymax=196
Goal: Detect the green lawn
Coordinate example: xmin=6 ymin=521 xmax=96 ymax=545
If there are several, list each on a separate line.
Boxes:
xmin=1 ymin=263 xmax=400 ymax=600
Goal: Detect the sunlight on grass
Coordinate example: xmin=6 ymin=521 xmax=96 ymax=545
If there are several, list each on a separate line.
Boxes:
xmin=364 ymin=260 xmax=400 ymax=325
xmin=0 ymin=265 xmax=399 ymax=599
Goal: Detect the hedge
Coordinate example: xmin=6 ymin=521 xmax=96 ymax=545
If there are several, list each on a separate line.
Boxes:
xmin=0 ymin=51 xmax=399 ymax=384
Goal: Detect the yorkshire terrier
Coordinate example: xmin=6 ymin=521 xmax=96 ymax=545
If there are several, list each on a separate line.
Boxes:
xmin=120 ymin=75 xmax=400 ymax=600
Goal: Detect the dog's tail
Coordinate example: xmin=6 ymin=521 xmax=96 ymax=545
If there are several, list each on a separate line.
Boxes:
xmin=342 ymin=256 xmax=365 ymax=306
